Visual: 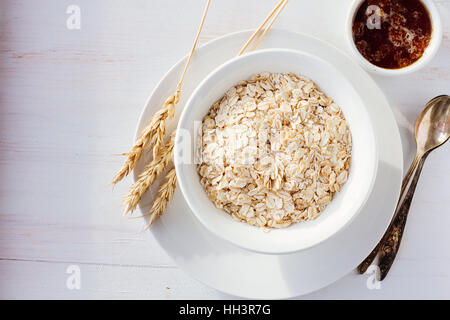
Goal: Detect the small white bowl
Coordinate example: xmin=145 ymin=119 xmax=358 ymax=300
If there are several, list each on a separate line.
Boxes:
xmin=345 ymin=0 xmax=442 ymax=76
xmin=175 ymin=49 xmax=378 ymax=254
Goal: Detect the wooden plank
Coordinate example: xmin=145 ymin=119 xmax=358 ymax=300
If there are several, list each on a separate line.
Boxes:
xmin=0 ymin=260 xmax=227 ymax=299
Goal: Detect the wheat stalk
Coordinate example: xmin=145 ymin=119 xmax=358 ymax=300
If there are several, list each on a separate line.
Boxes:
xmin=250 ymin=0 xmax=288 ymax=51
xmin=123 ymin=133 xmax=175 ymax=215
xmin=237 ymin=0 xmax=288 ymax=56
xmin=142 ymin=167 xmax=177 ymax=230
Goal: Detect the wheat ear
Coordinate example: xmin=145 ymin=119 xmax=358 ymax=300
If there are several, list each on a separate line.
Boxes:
xmin=143 ymin=167 xmax=177 ymax=230
xmin=112 ymin=94 xmax=177 ymax=185
xmin=123 ymin=133 xmax=175 ymax=215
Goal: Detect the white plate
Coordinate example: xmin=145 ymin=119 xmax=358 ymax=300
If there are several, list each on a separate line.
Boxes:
xmin=175 ymin=48 xmax=378 ymax=255
xmin=134 ymin=29 xmax=403 ymax=299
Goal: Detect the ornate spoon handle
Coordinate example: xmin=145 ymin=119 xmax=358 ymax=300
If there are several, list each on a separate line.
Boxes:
xmin=357 ymin=154 xmax=422 ymax=274
xmin=357 ymin=242 xmax=381 ymax=274
xmin=378 ymin=152 xmax=428 ymax=280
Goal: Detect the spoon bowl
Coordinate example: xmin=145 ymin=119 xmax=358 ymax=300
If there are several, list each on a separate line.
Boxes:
xmin=415 ymin=95 xmax=450 ymax=154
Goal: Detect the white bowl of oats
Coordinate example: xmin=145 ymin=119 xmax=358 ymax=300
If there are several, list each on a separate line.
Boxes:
xmin=174 ymin=48 xmax=378 ymax=254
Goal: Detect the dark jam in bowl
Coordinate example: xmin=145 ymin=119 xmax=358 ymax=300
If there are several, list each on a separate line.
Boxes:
xmin=352 ymin=0 xmax=432 ymax=69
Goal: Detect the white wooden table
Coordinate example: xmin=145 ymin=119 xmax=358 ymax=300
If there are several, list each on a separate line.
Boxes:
xmin=1 ymin=0 xmax=449 ymax=299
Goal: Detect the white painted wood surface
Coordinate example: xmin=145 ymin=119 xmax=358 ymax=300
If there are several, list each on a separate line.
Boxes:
xmin=0 ymin=0 xmax=449 ymax=299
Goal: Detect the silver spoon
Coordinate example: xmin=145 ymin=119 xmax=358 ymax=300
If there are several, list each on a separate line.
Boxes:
xmin=358 ymin=95 xmax=450 ymax=279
